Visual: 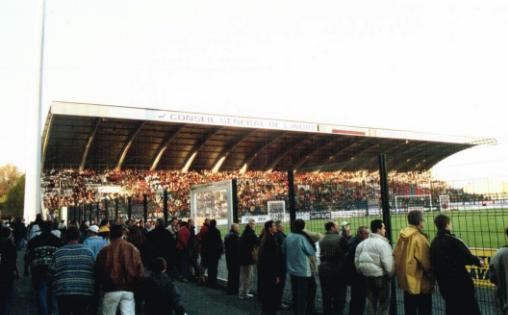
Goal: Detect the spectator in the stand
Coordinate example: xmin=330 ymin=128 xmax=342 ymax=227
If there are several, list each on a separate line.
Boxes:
xmin=96 ymin=224 xmax=144 ymax=315
xmin=355 ymin=220 xmax=394 ymax=315
xmin=318 ymin=221 xmax=347 ymax=315
xmin=83 ymin=225 xmax=108 ymax=259
xmin=53 ymin=226 xmax=95 ymax=315
xmin=346 ymin=226 xmax=369 ymax=315
xmin=490 ymin=227 xmax=508 ymax=315
xmin=142 ymin=257 xmax=186 ymax=315
xmin=283 ymin=219 xmax=317 ymax=315
xmin=0 ymin=226 xmax=18 ymax=315
xmin=274 ymin=221 xmax=288 ymax=310
xmin=176 ymin=221 xmax=191 ymax=282
xmin=225 ymin=223 xmax=241 ymax=294
xmin=394 ymin=210 xmax=433 ymax=315
xmin=26 ymin=221 xmax=62 ymax=315
xmin=202 ymin=219 xmax=223 ymax=287
xmin=430 ymin=214 xmax=482 ymax=315
xmin=147 ymin=218 xmax=176 ymax=276
xmin=239 ymin=219 xmax=259 ymax=299
xmin=258 ymin=220 xmax=284 ymax=315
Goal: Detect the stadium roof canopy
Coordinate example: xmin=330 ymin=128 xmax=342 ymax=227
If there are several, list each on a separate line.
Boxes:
xmin=42 ymin=102 xmax=495 ymax=173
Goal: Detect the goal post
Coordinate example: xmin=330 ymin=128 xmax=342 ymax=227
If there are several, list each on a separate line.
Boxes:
xmin=394 ymin=194 xmax=433 ymax=212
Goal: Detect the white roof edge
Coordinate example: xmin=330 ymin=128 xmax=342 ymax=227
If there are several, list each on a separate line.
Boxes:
xmin=50 ymin=101 xmax=495 ymax=146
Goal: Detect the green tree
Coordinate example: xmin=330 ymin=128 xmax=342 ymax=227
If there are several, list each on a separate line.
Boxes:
xmin=0 ymin=164 xmax=22 ymax=197
xmin=4 ymin=175 xmax=24 ymax=218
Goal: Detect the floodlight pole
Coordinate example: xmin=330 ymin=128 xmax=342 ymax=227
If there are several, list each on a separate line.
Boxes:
xmin=378 ymin=153 xmax=397 ymax=315
xmin=24 ymin=0 xmax=46 ymax=222
xmin=287 ymin=170 xmax=296 ymax=232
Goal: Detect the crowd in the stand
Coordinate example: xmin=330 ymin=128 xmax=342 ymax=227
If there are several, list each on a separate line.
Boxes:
xmin=42 ymin=169 xmax=439 ymax=217
xmin=2 ymin=211 xmax=508 ymax=315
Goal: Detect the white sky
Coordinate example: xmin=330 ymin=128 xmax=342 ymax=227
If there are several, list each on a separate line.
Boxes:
xmin=1 ymin=0 xmax=508 ymax=184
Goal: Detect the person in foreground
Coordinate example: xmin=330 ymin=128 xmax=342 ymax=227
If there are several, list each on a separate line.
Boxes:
xmin=430 ymin=214 xmax=482 ymax=315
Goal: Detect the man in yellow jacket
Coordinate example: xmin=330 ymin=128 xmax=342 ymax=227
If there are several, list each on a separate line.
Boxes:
xmin=394 ymin=210 xmax=434 ymax=315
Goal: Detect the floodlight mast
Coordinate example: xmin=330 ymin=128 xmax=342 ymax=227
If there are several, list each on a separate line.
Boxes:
xmin=24 ymin=0 xmax=46 ymax=222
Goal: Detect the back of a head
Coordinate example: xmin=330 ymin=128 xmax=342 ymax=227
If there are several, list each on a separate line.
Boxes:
xmin=294 ymin=219 xmax=305 ymax=232
xmin=434 ymin=214 xmax=450 ymax=231
xmin=156 ymin=218 xmax=165 ymax=228
xmin=110 ymin=224 xmax=124 ymax=240
xmin=151 ymin=257 xmax=167 ymax=273
xmin=41 ymin=221 xmax=52 ymax=234
xmin=324 ymin=221 xmax=335 ymax=232
xmin=264 ymin=220 xmax=274 ymax=234
xmin=1 ymin=226 xmax=11 ymax=239
xmin=210 ymin=219 xmax=217 ymax=229
xmin=66 ymin=226 xmax=81 ymax=242
xmin=370 ymin=219 xmax=383 ymax=234
xmin=407 ymin=210 xmax=423 ymax=226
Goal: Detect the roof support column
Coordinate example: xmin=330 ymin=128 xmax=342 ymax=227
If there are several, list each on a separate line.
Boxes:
xmin=79 ymin=119 xmax=101 ymax=172
xmin=115 ymin=122 xmax=145 ymax=171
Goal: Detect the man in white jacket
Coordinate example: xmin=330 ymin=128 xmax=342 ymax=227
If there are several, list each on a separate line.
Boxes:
xmin=354 ymin=219 xmax=394 ymax=315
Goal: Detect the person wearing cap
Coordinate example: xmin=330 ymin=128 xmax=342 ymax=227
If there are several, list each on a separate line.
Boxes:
xmin=83 ymin=225 xmax=108 ymax=260
xmin=98 ymin=224 xmax=110 ymax=240
xmin=96 ymin=224 xmax=144 ymax=315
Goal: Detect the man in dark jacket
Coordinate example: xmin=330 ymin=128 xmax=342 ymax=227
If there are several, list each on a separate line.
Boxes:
xmin=0 ymin=226 xmax=18 ymax=315
xmin=26 ymin=220 xmax=62 ymax=315
xmin=430 ymin=214 xmax=482 ymax=315
xmin=224 ymin=223 xmax=241 ymax=294
xmin=346 ymin=226 xmax=369 ymax=315
xmin=274 ymin=220 xmax=288 ymax=309
xmin=147 ymin=218 xmax=176 ymax=275
xmin=143 ymin=257 xmax=186 ymax=315
xmin=258 ymin=220 xmax=285 ymax=315
xmin=202 ymin=219 xmax=223 ymax=287
xmin=239 ymin=219 xmax=259 ymax=299
xmin=319 ymin=221 xmax=347 ymax=315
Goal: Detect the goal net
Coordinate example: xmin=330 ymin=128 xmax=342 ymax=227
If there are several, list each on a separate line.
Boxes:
xmin=394 ymin=194 xmax=433 ymax=213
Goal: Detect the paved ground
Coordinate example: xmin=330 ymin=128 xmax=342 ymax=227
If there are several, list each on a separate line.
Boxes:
xmin=12 ymin=249 xmax=498 ymax=314
xmin=11 ymin=250 xmax=292 ymax=315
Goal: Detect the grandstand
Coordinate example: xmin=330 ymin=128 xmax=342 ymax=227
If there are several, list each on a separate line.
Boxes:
xmin=30 ymin=101 xmax=493 ymax=221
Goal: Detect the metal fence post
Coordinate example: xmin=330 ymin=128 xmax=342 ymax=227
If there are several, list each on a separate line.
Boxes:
xmin=379 ymin=153 xmax=397 ymax=315
xmin=163 ymin=189 xmax=169 ymax=224
xmin=127 ymin=197 xmax=132 ymax=221
xmin=104 ymin=198 xmax=109 ymax=221
xmin=115 ymin=198 xmax=119 ymax=221
xmin=88 ymin=203 xmax=92 ymax=224
xmin=231 ymin=178 xmax=239 ymax=224
xmin=287 ymin=170 xmax=296 ymax=232
xmin=143 ymin=194 xmax=148 ymax=223
xmin=96 ymin=202 xmax=100 ymax=223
